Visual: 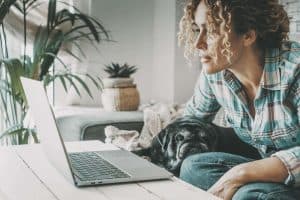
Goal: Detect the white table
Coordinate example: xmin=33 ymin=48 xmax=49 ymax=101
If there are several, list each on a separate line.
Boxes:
xmin=0 ymin=141 xmax=220 ymax=200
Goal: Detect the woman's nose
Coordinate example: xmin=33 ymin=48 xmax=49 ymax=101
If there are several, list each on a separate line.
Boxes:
xmin=195 ymin=31 xmax=207 ymax=50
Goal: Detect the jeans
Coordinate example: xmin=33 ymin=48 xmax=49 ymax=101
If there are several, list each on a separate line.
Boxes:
xmin=179 ymin=125 xmax=300 ymax=200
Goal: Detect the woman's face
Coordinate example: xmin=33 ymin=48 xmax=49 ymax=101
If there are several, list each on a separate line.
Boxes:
xmin=193 ymin=1 xmax=245 ymax=74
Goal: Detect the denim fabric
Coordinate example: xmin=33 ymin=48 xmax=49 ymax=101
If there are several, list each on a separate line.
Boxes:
xmin=180 ymin=152 xmax=300 ymax=200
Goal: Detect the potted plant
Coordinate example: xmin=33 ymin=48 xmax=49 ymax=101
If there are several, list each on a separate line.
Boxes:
xmin=101 ymin=62 xmax=140 ymax=111
xmin=0 ymin=0 xmax=110 ymax=145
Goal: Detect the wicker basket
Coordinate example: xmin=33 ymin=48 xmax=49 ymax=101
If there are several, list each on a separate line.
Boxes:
xmin=101 ymin=85 xmax=140 ymax=111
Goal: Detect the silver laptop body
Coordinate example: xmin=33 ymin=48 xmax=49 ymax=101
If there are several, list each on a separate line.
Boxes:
xmin=21 ymin=77 xmax=172 ymax=187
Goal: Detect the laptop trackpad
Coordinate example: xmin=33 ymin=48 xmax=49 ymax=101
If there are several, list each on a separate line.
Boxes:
xmin=95 ymin=150 xmax=171 ymax=179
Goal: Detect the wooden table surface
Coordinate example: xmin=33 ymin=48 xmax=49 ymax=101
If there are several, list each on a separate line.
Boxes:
xmin=0 ymin=141 xmax=220 ymax=200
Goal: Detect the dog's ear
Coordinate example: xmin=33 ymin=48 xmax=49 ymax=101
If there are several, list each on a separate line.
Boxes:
xmin=155 ymin=128 xmax=169 ymax=151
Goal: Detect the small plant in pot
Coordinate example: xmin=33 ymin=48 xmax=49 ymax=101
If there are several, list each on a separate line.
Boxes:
xmin=102 ymin=62 xmax=140 ymax=111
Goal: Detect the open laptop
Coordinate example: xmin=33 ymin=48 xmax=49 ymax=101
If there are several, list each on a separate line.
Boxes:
xmin=21 ymin=77 xmax=172 ymax=187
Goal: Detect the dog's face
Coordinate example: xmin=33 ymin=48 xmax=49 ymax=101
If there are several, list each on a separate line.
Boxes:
xmin=146 ymin=117 xmax=218 ymax=175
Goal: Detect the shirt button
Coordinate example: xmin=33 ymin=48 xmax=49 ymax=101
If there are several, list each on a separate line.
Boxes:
xmin=292 ymin=137 xmax=297 ymax=142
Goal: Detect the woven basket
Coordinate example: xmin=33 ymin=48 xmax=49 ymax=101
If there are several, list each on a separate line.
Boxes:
xmin=102 ymin=78 xmax=134 ymax=88
xmin=101 ymin=85 xmax=140 ymax=111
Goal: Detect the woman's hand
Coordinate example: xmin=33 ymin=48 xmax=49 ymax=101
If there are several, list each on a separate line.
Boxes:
xmin=207 ymin=165 xmax=247 ymax=200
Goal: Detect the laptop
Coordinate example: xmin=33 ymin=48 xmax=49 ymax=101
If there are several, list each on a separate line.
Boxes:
xmin=21 ymin=77 xmax=172 ymax=187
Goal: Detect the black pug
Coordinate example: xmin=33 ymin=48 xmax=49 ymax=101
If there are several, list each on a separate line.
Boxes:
xmin=133 ymin=116 xmax=260 ymax=176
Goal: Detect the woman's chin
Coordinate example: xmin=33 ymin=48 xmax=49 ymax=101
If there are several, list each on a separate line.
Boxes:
xmin=202 ymin=64 xmax=220 ymax=74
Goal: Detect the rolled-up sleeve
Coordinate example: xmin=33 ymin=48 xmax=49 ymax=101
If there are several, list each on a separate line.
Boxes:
xmin=272 ymin=70 xmax=300 ymax=187
xmin=184 ymin=70 xmax=221 ymax=122
xmin=272 ymin=147 xmax=300 ymax=187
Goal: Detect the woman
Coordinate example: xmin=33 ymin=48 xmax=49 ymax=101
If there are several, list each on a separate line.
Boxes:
xmin=178 ymin=0 xmax=300 ymax=199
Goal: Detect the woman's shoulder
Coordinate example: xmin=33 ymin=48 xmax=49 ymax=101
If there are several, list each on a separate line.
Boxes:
xmin=280 ymin=41 xmax=300 ymax=64
xmin=278 ymin=41 xmax=300 ymax=87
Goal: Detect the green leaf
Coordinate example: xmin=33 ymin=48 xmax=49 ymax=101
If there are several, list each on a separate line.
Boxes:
xmin=39 ymin=30 xmax=64 ymax=79
xmin=70 ymin=40 xmax=86 ymax=58
xmin=64 ymin=75 xmax=81 ymax=97
xmin=0 ymin=125 xmax=38 ymax=145
xmin=86 ymin=74 xmax=102 ymax=90
xmin=0 ymin=124 xmax=24 ymax=140
xmin=33 ymin=26 xmax=48 ymax=61
xmin=33 ymin=26 xmax=48 ymax=78
xmin=69 ymin=74 xmax=93 ymax=98
xmin=64 ymin=13 xmax=99 ymax=41
xmin=59 ymin=76 xmax=67 ymax=92
xmin=64 ymin=48 xmax=82 ymax=61
xmin=22 ymin=131 xmax=29 ymax=144
xmin=25 ymin=0 xmax=40 ymax=12
xmin=31 ymin=131 xmax=39 ymax=143
xmin=2 ymin=58 xmax=27 ymax=106
xmin=0 ymin=0 xmax=17 ymax=22
xmin=47 ymin=0 xmax=56 ymax=30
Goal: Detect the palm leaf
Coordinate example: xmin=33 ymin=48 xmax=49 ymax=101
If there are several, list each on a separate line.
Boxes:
xmin=64 ymin=48 xmax=81 ymax=61
xmin=39 ymin=30 xmax=64 ymax=79
xmin=86 ymin=74 xmax=102 ymax=90
xmin=64 ymin=75 xmax=81 ymax=97
xmin=56 ymin=1 xmax=110 ymax=39
xmin=70 ymin=40 xmax=86 ymax=58
xmin=0 ymin=124 xmax=23 ymax=138
xmin=0 ymin=0 xmax=17 ymax=22
xmin=1 ymin=58 xmax=27 ymax=105
xmin=42 ymin=51 xmax=68 ymax=69
xmin=0 ymin=79 xmax=12 ymax=95
xmin=26 ymin=1 xmax=45 ymax=13
xmin=25 ymin=0 xmax=40 ymax=12
xmin=59 ymin=75 xmax=67 ymax=91
xmin=14 ymin=0 xmax=39 ymax=14
xmin=0 ymin=124 xmax=37 ymax=145
xmin=31 ymin=130 xmax=39 ymax=143
xmin=32 ymin=26 xmax=48 ymax=78
xmin=13 ymin=0 xmax=22 ymax=13
xmin=68 ymin=74 xmax=93 ymax=98
xmin=54 ymin=9 xmax=108 ymax=42
xmin=47 ymin=0 xmax=56 ymax=31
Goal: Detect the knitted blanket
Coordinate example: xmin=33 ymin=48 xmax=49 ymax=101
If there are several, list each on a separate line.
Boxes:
xmin=104 ymin=103 xmax=185 ymax=151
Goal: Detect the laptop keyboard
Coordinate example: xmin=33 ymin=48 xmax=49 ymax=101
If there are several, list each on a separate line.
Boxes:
xmin=68 ymin=152 xmax=130 ymax=181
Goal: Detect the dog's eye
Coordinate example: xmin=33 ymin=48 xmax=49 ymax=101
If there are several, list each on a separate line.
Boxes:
xmin=175 ymin=134 xmax=184 ymax=142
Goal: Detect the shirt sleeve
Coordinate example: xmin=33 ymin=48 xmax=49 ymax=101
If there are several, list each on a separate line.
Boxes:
xmin=271 ymin=69 xmax=300 ymax=187
xmin=272 ymin=147 xmax=300 ymax=187
xmin=184 ymin=70 xmax=221 ymax=122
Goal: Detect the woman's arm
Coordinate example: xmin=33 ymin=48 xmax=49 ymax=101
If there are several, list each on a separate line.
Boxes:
xmin=208 ymin=157 xmax=288 ymax=200
xmin=184 ymin=70 xmax=221 ymax=121
xmin=238 ymin=156 xmax=288 ymax=183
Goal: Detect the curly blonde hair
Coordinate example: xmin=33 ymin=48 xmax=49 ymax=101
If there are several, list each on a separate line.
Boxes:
xmin=178 ymin=0 xmax=290 ymax=62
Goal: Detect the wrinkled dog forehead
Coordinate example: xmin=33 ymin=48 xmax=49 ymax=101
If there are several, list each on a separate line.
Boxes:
xmin=175 ymin=128 xmax=194 ymax=138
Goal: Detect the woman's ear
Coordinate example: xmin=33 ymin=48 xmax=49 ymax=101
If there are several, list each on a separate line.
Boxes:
xmin=243 ymin=30 xmax=257 ymax=47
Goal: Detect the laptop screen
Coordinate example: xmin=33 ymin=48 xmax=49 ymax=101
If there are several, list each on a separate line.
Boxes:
xmin=21 ymin=77 xmax=75 ymax=183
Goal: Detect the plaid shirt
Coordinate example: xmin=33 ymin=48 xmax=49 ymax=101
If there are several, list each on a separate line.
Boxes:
xmin=184 ymin=41 xmax=300 ymax=187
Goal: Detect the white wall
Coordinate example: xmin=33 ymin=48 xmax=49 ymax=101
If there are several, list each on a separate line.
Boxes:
xmin=152 ymin=0 xmax=176 ymax=103
xmin=88 ymin=0 xmax=155 ymax=104
xmin=58 ymin=0 xmax=201 ymax=105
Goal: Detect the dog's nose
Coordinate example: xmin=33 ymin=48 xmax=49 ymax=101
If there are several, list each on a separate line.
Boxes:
xmin=175 ymin=134 xmax=184 ymax=142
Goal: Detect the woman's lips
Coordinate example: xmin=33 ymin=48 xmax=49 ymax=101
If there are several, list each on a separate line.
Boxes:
xmin=200 ymin=56 xmax=211 ymax=63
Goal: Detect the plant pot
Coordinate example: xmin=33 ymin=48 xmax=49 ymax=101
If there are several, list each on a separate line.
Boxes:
xmin=101 ymin=85 xmax=140 ymax=111
xmin=102 ymin=78 xmax=134 ymax=88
